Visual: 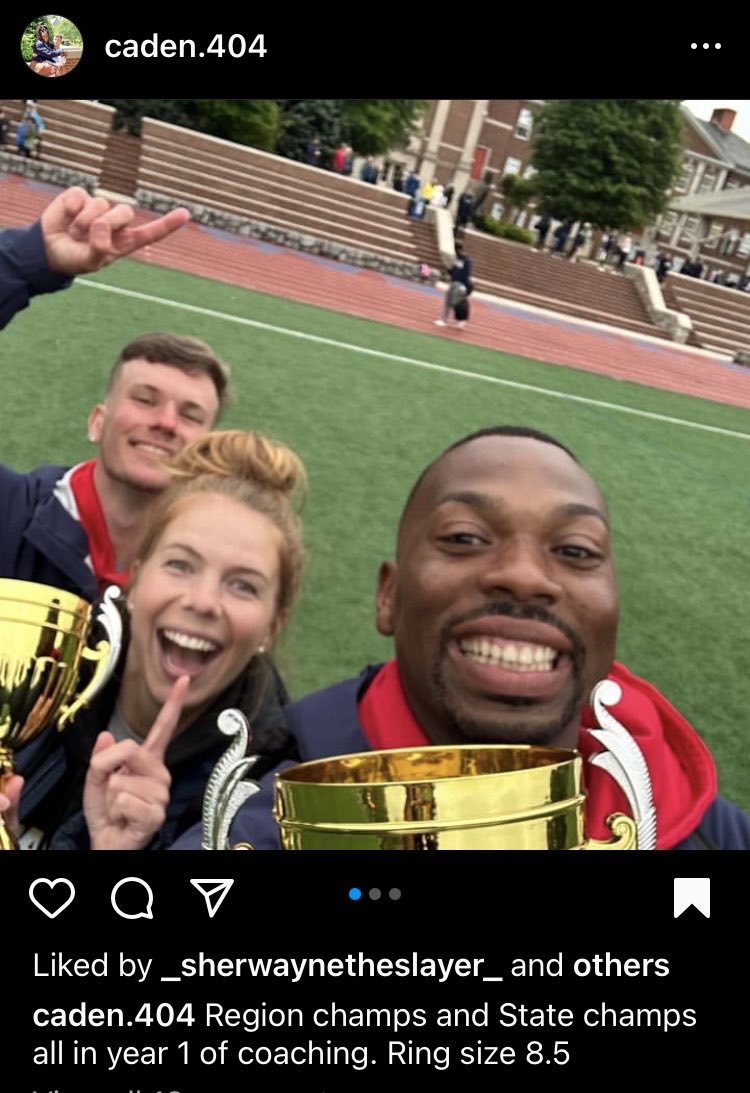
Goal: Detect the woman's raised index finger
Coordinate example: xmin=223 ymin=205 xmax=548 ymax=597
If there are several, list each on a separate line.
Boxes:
xmin=142 ymin=675 xmax=190 ymax=758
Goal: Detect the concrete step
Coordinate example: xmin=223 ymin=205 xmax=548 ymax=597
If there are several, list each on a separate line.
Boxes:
xmin=138 ymin=163 xmax=413 ymax=239
xmin=140 ymin=148 xmax=410 ymax=226
xmin=473 ymin=278 xmax=672 ymax=339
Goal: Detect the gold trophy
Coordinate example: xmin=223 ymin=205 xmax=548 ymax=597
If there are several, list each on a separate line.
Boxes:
xmin=203 ymin=681 xmax=656 ymax=850
xmin=273 ymin=744 xmax=634 ymax=849
xmin=272 ymin=681 xmax=656 ymax=850
xmin=0 ymin=580 xmax=122 ymax=849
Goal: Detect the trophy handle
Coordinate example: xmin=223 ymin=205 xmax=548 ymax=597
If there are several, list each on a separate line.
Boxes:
xmin=583 ymin=812 xmax=638 ymax=850
xmin=586 ymin=679 xmax=656 ymax=850
xmin=0 ymin=818 xmax=17 ymax=851
xmin=201 ymin=709 xmax=262 ymax=849
xmin=57 ymin=586 xmax=123 ymax=728
xmin=0 ymin=759 xmax=19 ymax=850
xmin=232 ymin=842 xmax=256 ymax=850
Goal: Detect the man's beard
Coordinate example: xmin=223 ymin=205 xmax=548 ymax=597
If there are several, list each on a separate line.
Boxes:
xmin=432 ymin=672 xmax=586 ymax=746
xmin=431 ymin=601 xmax=587 ymax=747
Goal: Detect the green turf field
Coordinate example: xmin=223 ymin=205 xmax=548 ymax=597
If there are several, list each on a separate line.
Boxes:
xmin=2 ymin=257 xmax=749 ymax=811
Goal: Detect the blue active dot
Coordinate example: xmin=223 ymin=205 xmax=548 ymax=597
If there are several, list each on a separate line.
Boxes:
xmin=349 ymin=887 xmax=362 ymax=901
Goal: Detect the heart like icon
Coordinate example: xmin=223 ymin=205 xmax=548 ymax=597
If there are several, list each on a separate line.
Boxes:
xmin=29 ymin=878 xmax=76 ymax=919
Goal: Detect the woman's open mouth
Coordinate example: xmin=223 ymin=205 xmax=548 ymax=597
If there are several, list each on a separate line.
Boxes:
xmin=158 ymin=628 xmax=222 ymax=679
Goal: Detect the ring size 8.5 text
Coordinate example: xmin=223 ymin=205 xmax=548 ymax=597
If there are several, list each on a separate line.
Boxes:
xmin=105 ymin=34 xmax=266 ymax=59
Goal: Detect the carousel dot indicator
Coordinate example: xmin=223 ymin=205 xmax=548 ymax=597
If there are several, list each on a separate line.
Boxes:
xmin=348 ymin=887 xmax=362 ymax=901
xmin=389 ymin=887 xmax=402 ymax=901
xmin=369 ymin=888 xmax=382 ymax=900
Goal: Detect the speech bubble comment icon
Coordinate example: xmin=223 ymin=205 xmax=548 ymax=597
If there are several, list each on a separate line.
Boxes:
xmin=111 ymin=877 xmax=154 ymax=920
xmin=29 ymin=878 xmax=76 ymax=919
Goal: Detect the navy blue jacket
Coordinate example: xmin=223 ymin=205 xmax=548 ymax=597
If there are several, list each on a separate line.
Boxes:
xmin=16 ymin=643 xmax=299 ymax=850
xmin=449 ymin=254 xmax=473 ymax=288
xmin=1 ymin=220 xmax=72 ymax=331
xmin=0 ymin=462 xmax=102 ymax=599
xmin=32 ymin=39 xmax=61 ymax=63
xmin=172 ymin=666 xmax=750 ymax=851
xmin=1 ymin=224 xmax=100 ymax=597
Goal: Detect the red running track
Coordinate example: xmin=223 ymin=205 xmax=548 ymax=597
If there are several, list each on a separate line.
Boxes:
xmin=4 ymin=174 xmax=750 ymax=411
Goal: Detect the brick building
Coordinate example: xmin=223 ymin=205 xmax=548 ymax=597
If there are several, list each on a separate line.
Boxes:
xmin=398 ymin=100 xmax=750 ymax=277
xmin=398 ymin=99 xmax=544 ymax=214
xmin=657 ymin=105 xmax=750 ymax=280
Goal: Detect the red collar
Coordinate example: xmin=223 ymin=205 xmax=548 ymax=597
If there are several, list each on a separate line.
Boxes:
xmin=358 ymin=659 xmax=717 ymax=849
xmin=68 ymin=460 xmax=131 ymax=592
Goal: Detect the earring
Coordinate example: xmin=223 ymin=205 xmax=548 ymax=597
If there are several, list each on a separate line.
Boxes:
xmin=258 ymin=644 xmax=267 ymax=654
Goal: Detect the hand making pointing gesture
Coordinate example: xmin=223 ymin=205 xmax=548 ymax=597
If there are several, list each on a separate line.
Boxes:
xmin=83 ymin=675 xmax=191 ymax=851
xmin=41 ymin=186 xmax=191 ymax=276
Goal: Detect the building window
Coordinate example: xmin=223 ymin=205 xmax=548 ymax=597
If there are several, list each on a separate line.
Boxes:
xmin=703 ymin=222 xmax=723 ymax=250
xmin=720 ymin=230 xmax=740 ymax=256
xmin=658 ymin=211 xmax=679 ymax=237
xmin=679 ymin=215 xmax=700 ymax=245
xmin=490 ymin=201 xmax=505 ymax=220
xmin=523 ymin=164 xmax=538 ymax=179
xmin=699 ymin=171 xmax=717 ymax=194
xmin=504 ymin=156 xmax=522 ymax=176
xmin=516 ymin=108 xmax=534 ymax=141
xmin=737 ymin=232 xmax=750 ymax=258
xmin=675 ymin=160 xmax=693 ymax=193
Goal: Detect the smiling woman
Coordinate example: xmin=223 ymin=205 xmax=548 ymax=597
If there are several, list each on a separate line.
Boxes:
xmin=9 ymin=430 xmax=307 ymax=850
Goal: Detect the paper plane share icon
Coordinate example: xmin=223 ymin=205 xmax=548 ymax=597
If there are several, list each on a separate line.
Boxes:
xmin=190 ymin=878 xmax=235 ymax=919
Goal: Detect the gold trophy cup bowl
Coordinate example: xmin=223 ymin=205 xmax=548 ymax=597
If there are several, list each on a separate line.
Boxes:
xmin=272 ymin=744 xmax=638 ymax=850
xmin=0 ymin=579 xmax=122 ymax=849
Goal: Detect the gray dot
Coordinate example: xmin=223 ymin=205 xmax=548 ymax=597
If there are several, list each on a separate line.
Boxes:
xmin=389 ymin=887 xmax=402 ymax=901
xmin=369 ymin=888 xmax=381 ymax=901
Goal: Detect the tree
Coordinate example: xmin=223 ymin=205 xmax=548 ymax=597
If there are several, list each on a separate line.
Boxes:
xmin=500 ymin=174 xmax=538 ymax=222
xmin=339 ymin=100 xmax=427 ymax=156
xmin=275 ymin=100 xmax=343 ymax=165
xmin=274 ymin=99 xmax=428 ymax=165
xmin=190 ymin=101 xmax=278 ymax=151
xmin=101 ymin=100 xmax=198 ymax=135
xmin=100 ymin=100 xmax=278 ymax=150
xmin=530 ymin=100 xmax=684 ymax=230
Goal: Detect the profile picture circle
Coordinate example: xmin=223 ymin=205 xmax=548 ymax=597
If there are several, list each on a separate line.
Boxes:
xmin=21 ymin=15 xmax=83 ymax=77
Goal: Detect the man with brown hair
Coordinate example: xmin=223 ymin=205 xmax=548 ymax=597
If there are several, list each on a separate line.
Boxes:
xmin=1 ymin=329 xmax=230 ymax=601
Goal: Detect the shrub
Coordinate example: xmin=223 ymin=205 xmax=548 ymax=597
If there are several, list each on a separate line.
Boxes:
xmin=473 ymin=214 xmax=534 ymax=246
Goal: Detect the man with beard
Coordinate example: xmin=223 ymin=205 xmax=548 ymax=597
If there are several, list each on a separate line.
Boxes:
xmin=172 ymin=426 xmax=750 ymax=851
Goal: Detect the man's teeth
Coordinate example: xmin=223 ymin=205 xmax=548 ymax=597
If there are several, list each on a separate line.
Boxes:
xmin=459 ymin=637 xmax=557 ymax=671
xmin=163 ymin=629 xmax=219 ymax=653
xmin=136 ymin=443 xmax=171 ymax=455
